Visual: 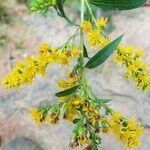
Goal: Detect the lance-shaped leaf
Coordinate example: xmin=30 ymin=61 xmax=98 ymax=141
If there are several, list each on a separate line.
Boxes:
xmin=85 ymin=35 xmax=123 ymax=69
xmin=73 ymin=118 xmax=80 ymax=124
xmin=83 ymin=44 xmax=89 ymax=58
xmin=55 ymin=85 xmax=79 ymax=97
xmin=100 ymin=99 xmax=111 ymax=104
xmin=89 ymin=0 xmax=146 ymax=10
xmin=56 ymin=0 xmax=76 ymax=25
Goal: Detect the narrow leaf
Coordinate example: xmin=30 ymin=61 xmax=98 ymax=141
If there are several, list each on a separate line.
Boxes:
xmin=55 ymin=85 xmax=79 ymax=97
xmin=100 ymin=99 xmax=111 ymax=103
xmin=73 ymin=118 xmax=80 ymax=124
xmin=85 ymin=35 xmax=123 ymax=68
xmin=56 ymin=0 xmax=76 ymax=25
xmin=89 ymin=0 xmax=146 ymax=10
xmin=83 ymin=45 xmax=89 ymax=58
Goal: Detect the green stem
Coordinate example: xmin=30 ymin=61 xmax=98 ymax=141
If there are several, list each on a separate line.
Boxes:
xmin=85 ymin=1 xmax=107 ymax=38
xmin=80 ymin=0 xmax=86 ymax=97
xmin=60 ymin=27 xmax=80 ymax=50
xmin=80 ymin=0 xmax=84 ymax=56
xmin=85 ymin=0 xmax=97 ymax=25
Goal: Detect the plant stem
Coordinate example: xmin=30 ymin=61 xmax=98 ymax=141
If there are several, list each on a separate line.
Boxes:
xmin=60 ymin=27 xmax=80 ymax=50
xmin=80 ymin=0 xmax=86 ymax=97
xmin=80 ymin=0 xmax=84 ymax=56
xmin=85 ymin=0 xmax=97 ymax=25
xmin=85 ymin=1 xmax=107 ymax=38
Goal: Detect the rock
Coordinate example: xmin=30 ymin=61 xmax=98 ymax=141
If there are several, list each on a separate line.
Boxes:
xmin=0 ymin=5 xmax=150 ymax=150
xmin=1 ymin=137 xmax=43 ymax=150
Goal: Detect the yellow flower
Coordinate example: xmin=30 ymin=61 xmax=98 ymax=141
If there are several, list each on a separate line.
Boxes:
xmin=72 ymin=96 xmax=82 ymax=106
xmin=127 ymin=64 xmax=139 ymax=73
xmin=77 ymin=135 xmax=90 ymax=145
xmin=111 ymin=112 xmax=122 ymax=122
xmin=90 ymin=114 xmax=101 ymax=126
xmin=63 ymin=106 xmax=79 ymax=122
xmin=57 ymin=72 xmax=78 ymax=89
xmin=59 ymin=96 xmax=82 ymax=108
xmin=81 ymin=20 xmax=92 ymax=32
xmin=99 ymin=37 xmax=111 ymax=48
xmin=134 ymin=60 xmax=148 ymax=70
xmin=38 ymin=42 xmax=50 ymax=54
xmin=58 ymin=96 xmax=82 ymax=122
xmin=67 ymin=47 xmax=81 ymax=57
xmin=30 ymin=108 xmax=44 ymax=124
xmin=136 ymin=49 xmax=143 ymax=57
xmin=56 ymin=52 xmax=71 ymax=65
xmin=87 ymin=29 xmax=100 ymax=47
xmin=97 ymin=17 xmax=108 ymax=28
xmin=46 ymin=113 xmax=59 ymax=125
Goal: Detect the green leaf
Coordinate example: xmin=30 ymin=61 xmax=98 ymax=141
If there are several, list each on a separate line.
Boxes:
xmin=73 ymin=118 xmax=80 ymax=124
xmin=78 ymin=126 xmax=86 ymax=135
xmin=100 ymin=99 xmax=111 ymax=103
xmin=56 ymin=0 xmax=76 ymax=25
xmin=85 ymin=5 xmax=92 ymax=21
xmin=83 ymin=44 xmax=89 ymax=58
xmin=85 ymin=35 xmax=123 ymax=69
xmin=89 ymin=0 xmax=146 ymax=10
xmin=55 ymin=85 xmax=79 ymax=97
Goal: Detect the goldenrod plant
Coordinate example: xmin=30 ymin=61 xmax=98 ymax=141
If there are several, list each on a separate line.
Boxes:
xmin=2 ymin=0 xmax=148 ymax=149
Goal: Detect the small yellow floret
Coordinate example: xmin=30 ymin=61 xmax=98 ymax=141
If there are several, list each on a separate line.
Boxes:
xmin=46 ymin=113 xmax=59 ymax=125
xmin=63 ymin=106 xmax=79 ymax=122
xmin=81 ymin=20 xmax=92 ymax=32
xmin=87 ymin=29 xmax=100 ymax=47
xmin=57 ymin=72 xmax=78 ymax=89
xmin=30 ymin=108 xmax=44 ymax=124
xmin=97 ymin=17 xmax=108 ymax=28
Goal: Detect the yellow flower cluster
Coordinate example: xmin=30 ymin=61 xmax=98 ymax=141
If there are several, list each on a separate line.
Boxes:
xmin=114 ymin=45 xmax=150 ymax=91
xmin=77 ymin=135 xmax=90 ymax=145
xmin=81 ymin=20 xmax=92 ymax=32
xmin=60 ymin=94 xmax=101 ymax=125
xmin=60 ymin=96 xmax=82 ymax=122
xmin=87 ymin=29 xmax=101 ymax=47
xmin=82 ymin=18 xmax=110 ymax=48
xmin=46 ymin=112 xmax=59 ymax=125
xmin=63 ymin=105 xmax=79 ymax=122
xmin=107 ymin=112 xmax=144 ymax=149
xmin=30 ymin=108 xmax=44 ymax=124
xmin=57 ymin=71 xmax=79 ymax=89
xmin=70 ymin=135 xmax=90 ymax=148
xmin=60 ymin=96 xmax=101 ymax=125
xmin=82 ymin=101 xmax=101 ymax=126
xmin=2 ymin=43 xmax=80 ymax=89
xmin=30 ymin=108 xmax=59 ymax=125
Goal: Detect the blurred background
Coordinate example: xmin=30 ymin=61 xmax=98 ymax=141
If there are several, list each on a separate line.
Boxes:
xmin=0 ymin=0 xmax=150 ymax=149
